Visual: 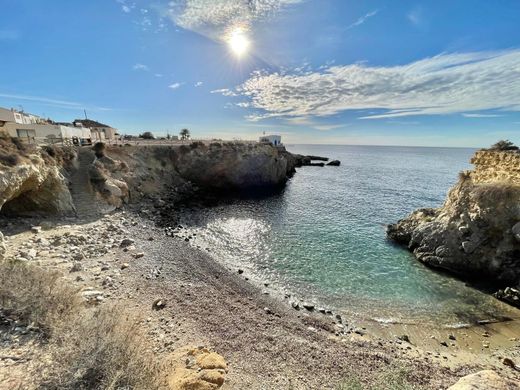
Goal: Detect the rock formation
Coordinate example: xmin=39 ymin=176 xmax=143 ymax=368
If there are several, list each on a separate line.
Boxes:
xmin=387 ymin=149 xmax=520 ymax=305
xmin=0 ymin=141 xmax=75 ymax=216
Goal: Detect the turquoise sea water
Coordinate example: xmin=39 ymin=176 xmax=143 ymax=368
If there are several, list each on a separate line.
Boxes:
xmin=178 ymin=145 xmax=518 ymax=325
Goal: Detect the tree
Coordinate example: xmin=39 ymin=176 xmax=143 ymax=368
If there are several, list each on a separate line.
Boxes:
xmin=139 ymin=131 xmax=155 ymax=140
xmin=180 ymin=128 xmax=190 ymax=141
xmin=489 ymin=140 xmax=519 ymax=151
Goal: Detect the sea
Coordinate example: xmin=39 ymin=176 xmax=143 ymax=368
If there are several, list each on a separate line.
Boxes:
xmin=176 ymin=145 xmax=519 ymax=327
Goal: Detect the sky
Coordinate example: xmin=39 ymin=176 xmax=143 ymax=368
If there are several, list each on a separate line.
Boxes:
xmin=1 ymin=0 xmax=520 ymax=147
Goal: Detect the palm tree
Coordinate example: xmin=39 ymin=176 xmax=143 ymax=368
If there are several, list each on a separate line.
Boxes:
xmin=180 ymin=128 xmax=190 ymax=141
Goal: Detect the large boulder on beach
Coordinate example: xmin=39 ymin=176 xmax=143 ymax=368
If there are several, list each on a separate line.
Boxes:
xmin=166 ymin=347 xmax=228 ymax=390
xmin=387 ymin=148 xmax=520 ymax=305
xmin=447 ymin=370 xmax=516 ymax=390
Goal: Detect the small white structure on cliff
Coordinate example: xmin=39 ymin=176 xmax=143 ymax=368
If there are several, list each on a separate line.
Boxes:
xmin=259 ymin=134 xmax=282 ymax=146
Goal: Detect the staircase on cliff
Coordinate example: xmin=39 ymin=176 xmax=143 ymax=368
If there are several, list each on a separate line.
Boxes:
xmin=69 ymin=148 xmax=101 ymax=220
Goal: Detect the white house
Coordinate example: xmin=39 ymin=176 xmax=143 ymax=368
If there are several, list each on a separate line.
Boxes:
xmin=259 ymin=134 xmax=282 ymax=146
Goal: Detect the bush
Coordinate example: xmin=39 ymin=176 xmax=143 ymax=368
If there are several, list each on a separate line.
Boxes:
xmin=139 ymin=132 xmax=155 ymax=140
xmin=0 ymin=260 xmax=79 ymax=336
xmin=488 ymin=140 xmax=519 ymax=151
xmin=92 ymin=142 xmax=106 ymax=158
xmin=0 ymin=260 xmax=162 ymax=389
xmin=0 ymin=151 xmax=20 ymax=166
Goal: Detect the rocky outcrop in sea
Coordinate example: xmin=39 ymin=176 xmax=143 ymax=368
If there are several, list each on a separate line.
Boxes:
xmin=387 ymin=148 xmax=520 ymax=306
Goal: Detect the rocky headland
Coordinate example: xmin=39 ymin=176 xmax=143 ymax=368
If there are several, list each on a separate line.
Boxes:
xmin=388 ymin=148 xmax=520 ymax=307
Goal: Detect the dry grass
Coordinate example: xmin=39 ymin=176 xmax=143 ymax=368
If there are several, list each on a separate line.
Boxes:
xmin=0 ymin=135 xmax=35 ymax=166
xmin=0 ymin=259 xmax=79 ymax=335
xmin=0 ymin=260 xmax=163 ymax=389
xmin=472 ymin=182 xmax=520 ymax=204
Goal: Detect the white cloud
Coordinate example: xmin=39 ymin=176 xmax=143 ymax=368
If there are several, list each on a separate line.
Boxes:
xmin=346 ymin=10 xmax=379 ymax=30
xmin=163 ymin=0 xmax=303 ymax=39
xmin=195 ymin=81 xmax=203 ymax=87
xmin=133 ymin=63 xmax=149 ymax=71
xmin=462 ymin=113 xmax=503 ymax=118
xmin=155 ymin=73 xmax=164 ymax=77
xmin=313 ymin=124 xmax=345 ymax=131
xmin=211 ymin=88 xmax=237 ymax=96
xmin=168 ymin=82 xmax=183 ymax=89
xmin=229 ymin=50 xmax=520 ymax=121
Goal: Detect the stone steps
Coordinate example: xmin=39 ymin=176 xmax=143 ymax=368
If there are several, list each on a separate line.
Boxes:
xmin=69 ymin=149 xmax=101 ymax=219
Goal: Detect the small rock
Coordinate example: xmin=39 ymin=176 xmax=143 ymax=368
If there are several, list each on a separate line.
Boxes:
xmin=303 ymin=303 xmax=315 ymax=311
xmin=152 ymin=299 xmax=167 ymax=310
xmin=398 ymin=335 xmax=410 ymax=343
xmin=70 ymin=262 xmax=84 ymax=272
xmin=31 ymin=226 xmax=42 ymax=234
xmin=120 ymin=238 xmax=135 ymax=248
xmin=134 ymin=252 xmax=145 ymax=259
xmin=120 ymin=263 xmax=129 ymax=270
xmin=449 ymin=334 xmax=456 ymax=340
xmin=237 ymin=269 xmax=244 ymax=274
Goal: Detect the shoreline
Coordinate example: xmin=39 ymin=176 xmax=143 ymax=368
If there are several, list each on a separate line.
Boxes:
xmin=2 ymin=209 xmax=519 ymax=388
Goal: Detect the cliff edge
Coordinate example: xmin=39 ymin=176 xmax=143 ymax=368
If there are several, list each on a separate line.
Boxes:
xmin=387 ymin=147 xmax=520 ymax=306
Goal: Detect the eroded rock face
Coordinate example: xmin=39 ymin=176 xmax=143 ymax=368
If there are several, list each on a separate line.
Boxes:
xmin=387 ymin=150 xmax=520 ymax=302
xmin=166 ymin=347 xmax=228 ymax=390
xmin=0 ymin=232 xmax=6 ymax=260
xmin=0 ymin=154 xmax=75 ymax=216
xmin=173 ymin=142 xmax=292 ymax=190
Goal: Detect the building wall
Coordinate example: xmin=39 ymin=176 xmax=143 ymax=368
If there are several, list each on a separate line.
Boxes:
xmin=1 ymin=123 xmax=90 ymax=144
xmin=259 ymin=135 xmax=282 ymax=146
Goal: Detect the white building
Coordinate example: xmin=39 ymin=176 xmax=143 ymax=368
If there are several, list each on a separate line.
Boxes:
xmin=1 ymin=122 xmax=91 ymax=145
xmin=0 ymin=107 xmax=44 ymax=125
xmin=259 ymin=134 xmax=282 ymax=146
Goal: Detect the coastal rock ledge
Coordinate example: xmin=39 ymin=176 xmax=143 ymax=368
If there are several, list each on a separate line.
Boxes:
xmin=387 ymin=148 xmax=520 ymax=305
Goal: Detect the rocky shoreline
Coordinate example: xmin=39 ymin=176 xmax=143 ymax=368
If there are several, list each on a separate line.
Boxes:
xmin=1 ymin=140 xmax=520 ymax=388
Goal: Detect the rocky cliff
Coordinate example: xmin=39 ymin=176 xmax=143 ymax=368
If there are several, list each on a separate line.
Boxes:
xmin=387 ymin=149 xmax=520 ymax=305
xmin=0 ymin=139 xmax=76 ymax=217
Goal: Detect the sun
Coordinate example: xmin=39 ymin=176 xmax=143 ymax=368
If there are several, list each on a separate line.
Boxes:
xmin=227 ymin=28 xmax=250 ymax=57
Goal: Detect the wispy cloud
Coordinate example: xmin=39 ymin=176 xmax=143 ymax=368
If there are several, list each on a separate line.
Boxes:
xmin=211 ymin=88 xmax=237 ymax=97
xmin=168 ymin=82 xmax=183 ymax=89
xmin=223 ymin=49 xmax=520 ymax=121
xmin=133 ymin=63 xmax=149 ymax=71
xmin=195 ymin=81 xmax=203 ymax=87
xmin=462 ymin=113 xmax=503 ymax=118
xmin=161 ymin=0 xmax=304 ymax=39
xmin=407 ymin=6 xmax=423 ymax=26
xmin=154 ymin=73 xmax=163 ymax=77
xmin=116 ymin=0 xmax=134 ymax=13
xmin=0 ymin=93 xmax=110 ymax=111
xmin=346 ymin=10 xmax=379 ymax=30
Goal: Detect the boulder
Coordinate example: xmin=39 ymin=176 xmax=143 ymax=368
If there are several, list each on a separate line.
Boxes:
xmin=447 ymin=370 xmax=515 ymax=390
xmin=167 ymin=347 xmax=227 ymax=390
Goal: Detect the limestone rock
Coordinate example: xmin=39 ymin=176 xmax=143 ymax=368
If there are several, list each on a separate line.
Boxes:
xmin=447 ymin=370 xmax=516 ymax=390
xmin=387 ymin=149 xmax=520 ymax=305
xmin=166 ymin=347 xmax=227 ymax=390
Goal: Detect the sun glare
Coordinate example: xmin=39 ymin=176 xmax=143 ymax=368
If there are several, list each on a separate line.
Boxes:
xmin=227 ymin=29 xmax=250 ymax=57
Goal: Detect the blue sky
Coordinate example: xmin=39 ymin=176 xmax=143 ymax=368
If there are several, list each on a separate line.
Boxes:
xmin=1 ymin=0 xmax=519 ymax=147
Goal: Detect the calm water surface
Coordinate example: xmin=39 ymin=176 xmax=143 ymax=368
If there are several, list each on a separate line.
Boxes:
xmin=177 ymin=145 xmax=518 ymax=325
